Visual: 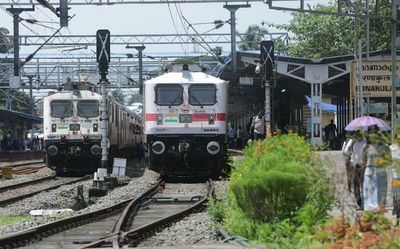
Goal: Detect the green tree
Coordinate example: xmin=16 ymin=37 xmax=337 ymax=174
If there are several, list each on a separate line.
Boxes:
xmin=239 ymin=25 xmax=268 ymax=51
xmin=111 ymin=89 xmax=125 ymax=105
xmin=0 ymin=89 xmax=31 ymax=113
xmin=211 ymin=46 xmax=223 ymax=56
xmin=270 ymin=1 xmax=392 ymax=58
xmin=0 ymin=27 xmax=12 ymax=53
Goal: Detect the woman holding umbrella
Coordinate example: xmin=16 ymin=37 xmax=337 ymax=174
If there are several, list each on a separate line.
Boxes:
xmin=361 ymin=125 xmax=392 ymax=211
xmin=346 ymin=116 xmax=392 ymax=211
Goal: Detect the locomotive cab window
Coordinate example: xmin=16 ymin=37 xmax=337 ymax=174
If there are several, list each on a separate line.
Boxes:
xmin=155 ymin=84 xmax=183 ymax=106
xmin=189 ymin=84 xmax=216 ymax=106
xmin=77 ymin=100 xmax=99 ymax=118
xmin=51 ymin=100 xmax=73 ymax=118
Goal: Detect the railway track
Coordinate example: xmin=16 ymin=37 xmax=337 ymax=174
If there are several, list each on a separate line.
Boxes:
xmin=82 ymin=181 xmax=212 ymax=248
xmin=0 ymin=180 xmax=213 ymax=249
xmin=0 ymin=160 xmax=47 ymax=177
xmin=0 ymin=175 xmax=55 ymax=193
xmin=0 ymin=176 xmax=89 ymax=207
xmin=0 ymin=159 xmax=44 ymax=168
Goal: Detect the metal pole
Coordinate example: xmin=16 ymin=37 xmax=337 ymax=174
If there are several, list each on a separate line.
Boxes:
xmin=265 ymin=80 xmax=271 ymax=137
xmin=354 ymin=16 xmax=359 ymax=118
xmin=6 ymin=6 xmax=34 ymax=85
xmin=224 ymin=4 xmax=250 ymax=72
xmin=28 ymin=75 xmax=35 ymax=148
xmin=358 ymin=40 xmax=364 ymax=116
xmin=391 ymin=0 xmax=398 ymax=138
xmin=12 ymin=11 xmax=19 ymax=77
xmin=28 ymin=75 xmax=33 ymax=114
xmin=137 ymin=46 xmax=145 ymax=95
xmin=126 ymin=45 xmax=145 ymax=94
xmin=100 ymin=74 xmax=108 ymax=168
xmin=229 ymin=8 xmax=236 ymax=72
xmin=366 ymin=0 xmax=370 ymax=60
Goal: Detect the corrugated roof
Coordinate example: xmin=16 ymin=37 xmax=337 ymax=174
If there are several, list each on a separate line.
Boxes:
xmin=0 ymin=109 xmax=42 ymax=123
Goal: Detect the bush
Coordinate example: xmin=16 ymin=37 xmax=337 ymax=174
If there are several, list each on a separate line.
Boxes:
xmin=216 ymin=133 xmax=334 ymax=247
xmin=207 ymin=198 xmax=225 ymax=223
xmin=229 ymin=134 xmax=330 ymax=222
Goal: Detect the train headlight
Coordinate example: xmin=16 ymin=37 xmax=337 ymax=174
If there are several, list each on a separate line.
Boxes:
xmin=208 ymin=114 xmax=215 ymax=125
xmin=93 ymin=123 xmax=98 ymax=132
xmin=157 ymin=114 xmax=163 ymax=125
xmin=47 ymin=145 xmax=58 ymax=156
xmin=51 ymin=124 xmax=57 ymax=132
xmin=91 ymin=144 xmax=102 ymax=155
xmin=152 ymin=141 xmax=165 ymax=155
xmin=207 ymin=141 xmax=220 ymax=155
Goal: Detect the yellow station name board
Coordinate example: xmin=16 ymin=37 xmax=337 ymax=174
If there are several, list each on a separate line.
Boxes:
xmin=351 ymin=60 xmax=400 ymax=98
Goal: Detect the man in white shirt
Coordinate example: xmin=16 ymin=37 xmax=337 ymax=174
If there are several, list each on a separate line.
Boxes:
xmin=344 ymin=131 xmax=367 ymax=209
xmin=251 ymin=112 xmax=265 ymax=140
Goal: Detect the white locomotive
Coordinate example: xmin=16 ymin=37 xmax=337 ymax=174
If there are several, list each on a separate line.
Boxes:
xmin=144 ymin=65 xmax=228 ymax=179
xmin=43 ymin=82 xmax=143 ymax=175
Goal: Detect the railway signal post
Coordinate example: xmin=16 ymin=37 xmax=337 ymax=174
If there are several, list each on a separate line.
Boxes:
xmin=96 ymin=29 xmax=111 ymax=170
xmin=260 ymin=40 xmax=275 ymax=137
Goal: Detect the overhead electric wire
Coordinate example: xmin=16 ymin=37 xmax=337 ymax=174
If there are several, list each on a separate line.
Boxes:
xmin=181 ymin=14 xmax=225 ymax=63
xmin=174 ymin=3 xmax=190 ymax=53
xmin=11 ymin=0 xmax=56 ymax=30
xmin=166 ymin=0 xmax=186 ymax=53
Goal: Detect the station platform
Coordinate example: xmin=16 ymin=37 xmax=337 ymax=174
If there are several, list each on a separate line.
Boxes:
xmin=0 ymin=150 xmax=45 ymax=162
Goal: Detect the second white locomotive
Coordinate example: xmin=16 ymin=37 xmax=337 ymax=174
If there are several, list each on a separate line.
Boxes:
xmin=144 ymin=65 xmax=228 ymax=179
xmin=43 ymin=82 xmax=143 ymax=175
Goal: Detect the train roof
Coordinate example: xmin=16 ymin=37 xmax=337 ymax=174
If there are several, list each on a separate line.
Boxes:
xmin=44 ymin=90 xmax=101 ymax=101
xmin=145 ymin=71 xmax=227 ymax=85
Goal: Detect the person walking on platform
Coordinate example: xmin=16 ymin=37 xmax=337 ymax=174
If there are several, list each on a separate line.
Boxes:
xmin=344 ymin=131 xmax=367 ymax=208
xmin=236 ymin=126 xmax=243 ymax=149
xmin=228 ymin=124 xmax=236 ymax=148
xmin=136 ymin=141 xmax=145 ymax=165
xmin=361 ymin=125 xmax=392 ymax=211
xmin=325 ymin=119 xmax=338 ymax=149
xmin=251 ymin=111 xmax=265 ymax=140
xmin=342 ymin=132 xmax=353 ymax=192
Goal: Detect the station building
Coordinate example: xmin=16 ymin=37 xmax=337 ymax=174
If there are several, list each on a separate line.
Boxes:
xmin=222 ymin=50 xmax=399 ymax=145
xmin=0 ymin=109 xmax=43 ymax=151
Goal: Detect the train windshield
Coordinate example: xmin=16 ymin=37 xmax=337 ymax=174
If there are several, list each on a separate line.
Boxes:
xmin=77 ymin=100 xmax=98 ymax=118
xmin=51 ymin=101 xmax=73 ymax=118
xmin=155 ymin=85 xmax=183 ymax=106
xmin=189 ymin=84 xmax=216 ymax=106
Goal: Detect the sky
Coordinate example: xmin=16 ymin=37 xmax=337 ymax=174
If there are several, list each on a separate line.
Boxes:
xmin=0 ymin=0 xmax=330 ymax=56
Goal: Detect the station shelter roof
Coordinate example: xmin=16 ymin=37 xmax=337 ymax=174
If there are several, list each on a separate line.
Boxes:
xmin=0 ymin=109 xmax=42 ymax=125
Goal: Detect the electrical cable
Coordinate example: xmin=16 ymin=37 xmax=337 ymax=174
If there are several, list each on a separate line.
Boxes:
xmin=11 ymin=0 xmax=56 ymax=31
xmin=166 ymin=0 xmax=186 ymax=53
xmin=181 ymin=14 xmax=225 ymax=63
xmin=174 ymin=3 xmax=190 ymax=53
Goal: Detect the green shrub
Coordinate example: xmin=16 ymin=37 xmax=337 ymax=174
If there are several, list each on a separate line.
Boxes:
xmin=207 ymin=198 xmax=226 ymax=223
xmin=221 ymin=133 xmax=334 ymax=246
xmin=229 ymin=134 xmax=326 ymax=222
xmin=0 ymin=216 xmax=30 ymax=227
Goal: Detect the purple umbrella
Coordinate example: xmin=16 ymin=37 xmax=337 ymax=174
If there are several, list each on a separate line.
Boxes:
xmin=345 ymin=116 xmax=391 ymax=131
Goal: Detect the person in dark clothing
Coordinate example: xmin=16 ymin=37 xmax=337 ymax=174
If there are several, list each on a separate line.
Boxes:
xmin=246 ymin=118 xmax=254 ymax=141
xmin=325 ymin=119 xmax=338 ymax=149
xmin=136 ymin=141 xmax=145 ymax=163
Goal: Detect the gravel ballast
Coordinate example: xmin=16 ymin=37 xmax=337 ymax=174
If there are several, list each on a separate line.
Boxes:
xmin=135 ymin=180 xmax=230 ymax=247
xmin=138 ymin=212 xmax=222 ymax=247
xmin=0 ymin=168 xmax=53 ymax=188
xmin=0 ymin=169 xmax=159 ymax=237
xmin=0 ymin=171 xmax=230 ymax=247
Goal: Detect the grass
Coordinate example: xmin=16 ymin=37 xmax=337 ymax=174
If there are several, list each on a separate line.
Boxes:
xmin=0 ymin=215 xmax=30 ymax=227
